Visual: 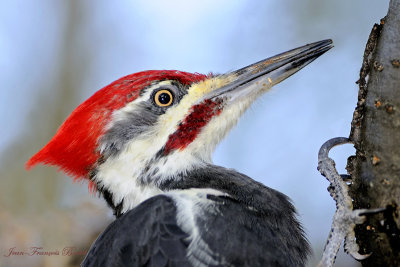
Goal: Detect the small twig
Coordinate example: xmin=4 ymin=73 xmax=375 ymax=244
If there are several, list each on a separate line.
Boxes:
xmin=317 ymin=137 xmax=385 ymax=267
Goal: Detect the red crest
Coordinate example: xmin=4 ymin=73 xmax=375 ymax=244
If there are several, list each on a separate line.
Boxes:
xmin=26 ymin=70 xmax=207 ymax=184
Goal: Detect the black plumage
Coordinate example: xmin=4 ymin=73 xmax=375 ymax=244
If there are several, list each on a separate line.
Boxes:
xmin=83 ymin=196 xmax=192 ymax=267
xmin=83 ymin=166 xmax=309 ymax=267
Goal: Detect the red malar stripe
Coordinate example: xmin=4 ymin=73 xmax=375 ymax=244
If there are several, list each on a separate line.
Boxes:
xmin=164 ymin=99 xmax=223 ymax=154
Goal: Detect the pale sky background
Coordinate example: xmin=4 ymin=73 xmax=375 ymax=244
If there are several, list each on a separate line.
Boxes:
xmin=0 ymin=1 xmax=389 ymax=266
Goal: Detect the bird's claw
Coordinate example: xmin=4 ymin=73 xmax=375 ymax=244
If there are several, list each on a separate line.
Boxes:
xmin=344 ymin=227 xmax=371 ymax=261
xmin=317 ymin=137 xmax=385 ymax=267
xmin=344 ymin=207 xmax=387 ymax=261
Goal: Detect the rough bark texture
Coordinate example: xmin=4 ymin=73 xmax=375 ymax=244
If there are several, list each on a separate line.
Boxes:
xmin=348 ymin=0 xmax=400 ymax=266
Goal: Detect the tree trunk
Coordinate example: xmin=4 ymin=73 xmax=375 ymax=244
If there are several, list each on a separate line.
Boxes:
xmin=348 ymin=0 xmax=400 ymax=265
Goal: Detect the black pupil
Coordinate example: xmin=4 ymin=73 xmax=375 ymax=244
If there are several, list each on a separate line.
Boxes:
xmin=158 ymin=92 xmax=171 ymax=104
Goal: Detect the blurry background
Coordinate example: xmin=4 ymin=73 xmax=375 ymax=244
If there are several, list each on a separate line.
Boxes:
xmin=0 ymin=1 xmax=388 ymax=266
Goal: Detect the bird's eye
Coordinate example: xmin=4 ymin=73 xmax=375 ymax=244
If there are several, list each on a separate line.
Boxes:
xmin=154 ymin=89 xmax=174 ymax=107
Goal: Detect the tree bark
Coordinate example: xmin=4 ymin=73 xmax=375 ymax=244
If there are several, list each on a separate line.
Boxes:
xmin=348 ymin=0 xmax=400 ymax=265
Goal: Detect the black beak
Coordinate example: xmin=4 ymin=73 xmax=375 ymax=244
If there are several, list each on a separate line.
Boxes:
xmin=204 ymin=39 xmax=333 ymax=102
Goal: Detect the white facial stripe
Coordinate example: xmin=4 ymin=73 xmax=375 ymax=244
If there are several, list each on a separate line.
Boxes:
xmin=95 ymin=81 xmax=174 ymax=208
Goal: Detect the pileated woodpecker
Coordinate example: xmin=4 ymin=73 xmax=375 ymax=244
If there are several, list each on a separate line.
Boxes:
xmin=27 ymin=40 xmax=332 ymax=266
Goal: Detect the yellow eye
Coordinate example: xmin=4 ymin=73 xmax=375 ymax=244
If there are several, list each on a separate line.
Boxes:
xmin=154 ymin=89 xmax=174 ymax=107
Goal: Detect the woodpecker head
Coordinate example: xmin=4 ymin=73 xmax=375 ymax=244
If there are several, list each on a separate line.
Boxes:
xmin=27 ymin=40 xmax=332 ymax=214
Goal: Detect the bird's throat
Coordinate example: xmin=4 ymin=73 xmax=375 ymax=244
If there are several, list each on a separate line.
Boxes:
xmin=91 ymin=146 xmax=208 ymax=216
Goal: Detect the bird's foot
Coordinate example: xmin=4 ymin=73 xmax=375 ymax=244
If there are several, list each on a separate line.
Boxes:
xmin=316 ymin=137 xmax=385 ymax=267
